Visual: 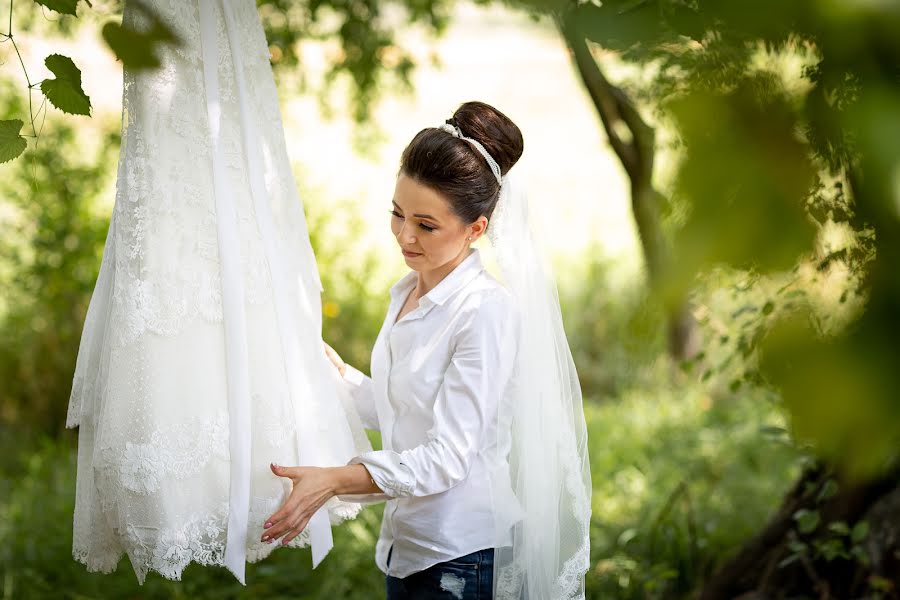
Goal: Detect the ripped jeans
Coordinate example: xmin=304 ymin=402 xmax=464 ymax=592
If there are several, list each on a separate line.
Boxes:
xmin=385 ymin=545 xmax=495 ymax=600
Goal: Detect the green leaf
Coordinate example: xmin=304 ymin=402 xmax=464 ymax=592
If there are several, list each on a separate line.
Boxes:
xmin=777 ymin=553 xmax=800 ymax=568
xmin=759 ymin=425 xmax=787 ymax=439
xmin=793 ymin=508 xmax=820 ymax=534
xmin=617 ymin=528 xmax=638 ymax=546
xmin=760 ymin=309 xmax=900 ymax=480
xmin=851 ymin=521 xmax=869 ymax=543
xmin=814 ymin=538 xmax=848 ymax=561
xmin=32 ymin=0 xmax=79 ymax=16
xmin=665 ymin=80 xmax=817 ymax=294
xmin=870 ymin=575 xmax=894 ymax=591
xmin=827 ymin=520 xmax=849 ymax=536
xmin=850 ymin=545 xmax=870 ymax=566
xmin=40 ymin=54 xmax=91 ymax=116
xmin=101 ymin=0 xmax=181 ymax=71
xmin=102 ymin=22 xmax=162 ymax=70
xmin=0 ymin=119 xmax=28 ymax=164
xmin=569 ymin=0 xmax=703 ymax=52
xmin=817 ymin=479 xmax=838 ymax=503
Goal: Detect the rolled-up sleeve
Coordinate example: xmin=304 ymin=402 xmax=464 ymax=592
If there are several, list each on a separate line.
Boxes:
xmin=348 ymin=291 xmax=514 ymax=498
xmin=342 ymin=363 xmax=379 ymax=430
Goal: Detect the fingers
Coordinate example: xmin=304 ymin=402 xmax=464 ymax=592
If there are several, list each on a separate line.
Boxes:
xmin=263 ymin=495 xmax=300 ymax=540
xmin=263 ymin=502 xmax=315 ymax=545
xmin=322 ymin=341 xmax=346 ymax=375
xmin=263 ymin=509 xmax=304 ymax=543
xmin=261 ymin=464 xmax=330 ymax=546
xmin=262 ymin=464 xmax=311 ymax=543
xmin=270 ymin=462 xmax=301 ymax=479
xmin=281 ymin=514 xmax=312 ymax=545
xmin=262 ymin=464 xmax=298 ymax=535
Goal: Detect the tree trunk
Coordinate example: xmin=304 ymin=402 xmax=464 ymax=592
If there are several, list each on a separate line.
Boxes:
xmin=558 ymin=17 xmax=697 ymax=360
xmin=698 ymin=463 xmax=900 ymax=599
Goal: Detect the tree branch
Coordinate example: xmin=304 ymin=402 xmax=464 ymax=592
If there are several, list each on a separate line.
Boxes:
xmin=558 ymin=11 xmax=696 ymax=358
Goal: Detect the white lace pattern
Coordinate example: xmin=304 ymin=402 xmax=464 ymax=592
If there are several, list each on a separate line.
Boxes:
xmin=67 ymin=0 xmax=371 ymax=584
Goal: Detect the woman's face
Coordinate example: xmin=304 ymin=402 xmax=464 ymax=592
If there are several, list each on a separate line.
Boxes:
xmin=390 ymin=173 xmax=487 ymax=273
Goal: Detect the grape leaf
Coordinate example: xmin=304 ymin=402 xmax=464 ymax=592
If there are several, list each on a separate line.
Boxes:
xmin=40 ymin=54 xmax=92 ymax=116
xmin=101 ymin=0 xmax=181 ymax=71
xmin=32 ymin=0 xmax=79 ymax=16
xmin=793 ymin=508 xmax=820 ymax=534
xmin=851 ymin=521 xmax=869 ymax=543
xmin=0 ymin=119 xmax=28 ymax=164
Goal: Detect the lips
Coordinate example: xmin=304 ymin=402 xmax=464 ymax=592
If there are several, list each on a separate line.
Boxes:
xmin=402 ymin=249 xmax=422 ymax=257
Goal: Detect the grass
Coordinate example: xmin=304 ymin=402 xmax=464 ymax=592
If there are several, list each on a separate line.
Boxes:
xmin=585 ymin=367 xmax=801 ymax=599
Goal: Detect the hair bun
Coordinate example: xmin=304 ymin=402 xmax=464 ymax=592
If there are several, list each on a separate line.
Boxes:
xmin=451 ymin=101 xmax=524 ymax=175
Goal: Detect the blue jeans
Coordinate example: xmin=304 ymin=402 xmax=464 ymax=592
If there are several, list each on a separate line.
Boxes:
xmin=385 ymin=545 xmax=495 ymax=600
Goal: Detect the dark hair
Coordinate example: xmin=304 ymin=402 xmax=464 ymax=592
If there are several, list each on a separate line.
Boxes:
xmin=399 ymin=101 xmax=524 ymax=225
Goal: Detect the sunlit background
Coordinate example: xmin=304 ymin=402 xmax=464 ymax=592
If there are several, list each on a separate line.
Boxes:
xmin=2 ymin=0 xmax=898 ymax=598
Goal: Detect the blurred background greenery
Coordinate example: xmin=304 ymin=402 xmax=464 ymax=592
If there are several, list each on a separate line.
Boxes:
xmin=1 ymin=0 xmax=898 ymax=598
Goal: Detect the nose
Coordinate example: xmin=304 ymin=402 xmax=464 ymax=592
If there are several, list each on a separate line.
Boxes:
xmin=395 ymin=219 xmax=417 ymax=246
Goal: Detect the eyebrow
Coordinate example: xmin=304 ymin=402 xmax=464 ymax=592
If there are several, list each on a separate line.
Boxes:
xmin=392 ymin=200 xmax=438 ymax=221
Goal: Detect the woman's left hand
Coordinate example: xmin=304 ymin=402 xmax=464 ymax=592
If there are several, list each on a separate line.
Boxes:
xmin=262 ymin=463 xmax=336 ymax=545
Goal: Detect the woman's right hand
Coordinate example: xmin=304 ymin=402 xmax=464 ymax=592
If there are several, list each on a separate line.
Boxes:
xmin=322 ymin=341 xmax=346 ymax=377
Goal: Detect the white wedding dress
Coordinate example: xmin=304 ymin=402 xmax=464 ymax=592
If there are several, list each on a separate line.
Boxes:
xmin=66 ymin=0 xmax=371 ymax=585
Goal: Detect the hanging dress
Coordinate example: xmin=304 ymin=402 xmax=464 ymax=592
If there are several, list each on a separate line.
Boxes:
xmin=66 ymin=0 xmax=371 ymax=585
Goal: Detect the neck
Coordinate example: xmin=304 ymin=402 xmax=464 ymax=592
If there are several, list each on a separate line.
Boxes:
xmin=415 ymin=246 xmax=473 ymax=297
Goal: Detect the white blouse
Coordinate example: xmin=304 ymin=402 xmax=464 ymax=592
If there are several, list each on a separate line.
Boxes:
xmin=338 ymin=248 xmax=523 ymax=578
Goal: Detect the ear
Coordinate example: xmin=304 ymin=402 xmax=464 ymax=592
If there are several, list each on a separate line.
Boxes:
xmin=468 ymin=216 xmax=489 ymax=241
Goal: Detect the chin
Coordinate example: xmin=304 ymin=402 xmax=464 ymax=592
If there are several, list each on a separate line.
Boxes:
xmin=405 ymin=257 xmax=425 ymax=270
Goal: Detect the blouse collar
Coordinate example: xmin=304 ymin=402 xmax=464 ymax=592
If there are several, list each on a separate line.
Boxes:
xmin=389 ymin=248 xmax=485 ymax=308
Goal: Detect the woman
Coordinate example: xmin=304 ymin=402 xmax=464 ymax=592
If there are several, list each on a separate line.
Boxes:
xmin=261 ymin=101 xmax=591 ymax=599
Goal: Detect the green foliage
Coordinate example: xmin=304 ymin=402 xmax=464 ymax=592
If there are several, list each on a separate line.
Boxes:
xmin=40 ymin=54 xmax=91 ymax=116
xmin=302 ymin=184 xmax=397 ymax=374
xmin=0 ymin=118 xmax=26 ymax=163
xmin=559 ymin=251 xmax=668 ymax=396
xmin=585 ymin=378 xmax=801 ymax=599
xmin=760 ymin=309 xmax=900 ymax=478
xmin=32 ymin=0 xmax=79 ymax=16
xmin=0 ymin=86 xmax=116 ymax=433
xmin=256 ymin=0 xmax=452 ymax=148
xmin=793 ymin=508 xmax=820 ymax=534
xmin=779 ymin=477 xmax=874 ymax=578
xmin=101 ymin=0 xmax=182 ymax=70
xmin=666 ymin=79 xmax=816 ymax=291
xmin=2 ymin=0 xmax=94 ymax=163
xmin=3 ymin=0 xmax=455 ymax=161
xmin=557 ymin=252 xmax=809 ymax=598
xmin=553 ymin=0 xmax=900 ymax=480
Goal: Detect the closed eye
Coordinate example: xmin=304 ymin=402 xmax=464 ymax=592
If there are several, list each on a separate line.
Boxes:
xmin=389 ymin=209 xmax=437 ymax=232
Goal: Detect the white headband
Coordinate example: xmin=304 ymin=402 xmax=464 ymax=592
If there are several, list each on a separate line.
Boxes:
xmin=437 ymin=122 xmax=503 ymax=186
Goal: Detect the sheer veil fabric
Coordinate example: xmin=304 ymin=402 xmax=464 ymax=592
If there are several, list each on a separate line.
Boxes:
xmin=66 ymin=0 xmax=371 ymax=585
xmin=486 ymin=169 xmax=592 ymax=599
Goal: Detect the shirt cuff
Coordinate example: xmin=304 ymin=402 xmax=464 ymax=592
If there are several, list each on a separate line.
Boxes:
xmin=343 ymin=364 xmax=366 ymax=386
xmin=347 ymin=451 xmax=415 ymax=498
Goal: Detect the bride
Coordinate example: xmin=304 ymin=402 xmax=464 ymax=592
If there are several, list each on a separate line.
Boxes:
xmin=261 ymin=101 xmax=592 ymax=600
